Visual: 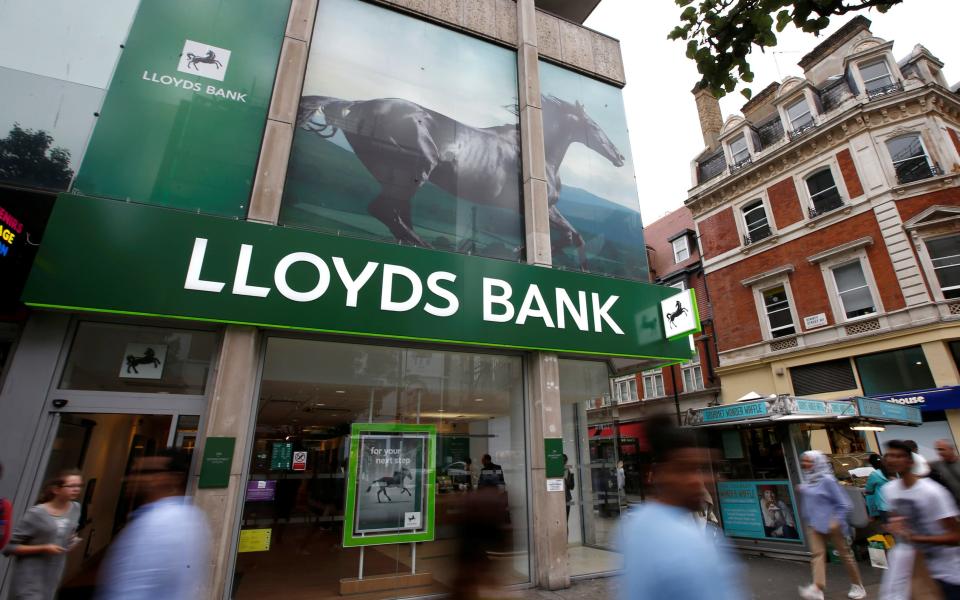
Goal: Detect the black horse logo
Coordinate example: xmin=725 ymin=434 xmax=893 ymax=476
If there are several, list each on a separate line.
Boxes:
xmin=665 ymin=300 xmax=689 ymax=329
xmin=125 ymin=347 xmax=161 ymax=374
xmin=296 ymin=94 xmax=625 ymax=270
xmin=185 ymin=49 xmax=222 ymax=71
xmin=365 ymin=468 xmax=412 ymax=503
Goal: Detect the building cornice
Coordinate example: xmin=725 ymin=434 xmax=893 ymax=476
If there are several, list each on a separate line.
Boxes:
xmin=686 ymin=86 xmax=960 ymax=218
xmin=806 ymin=237 xmax=873 ymax=264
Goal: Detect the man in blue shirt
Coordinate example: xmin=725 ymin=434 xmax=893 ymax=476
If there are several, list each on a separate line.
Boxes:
xmin=619 ymin=416 xmax=744 ymax=600
xmin=97 ymin=448 xmax=209 ymax=600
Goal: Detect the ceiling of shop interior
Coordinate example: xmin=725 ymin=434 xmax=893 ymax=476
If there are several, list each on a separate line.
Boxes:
xmin=535 ymin=0 xmax=602 ymax=24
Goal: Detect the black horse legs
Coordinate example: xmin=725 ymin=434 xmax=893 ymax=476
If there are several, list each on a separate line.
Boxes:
xmin=368 ymin=190 xmax=432 ymax=248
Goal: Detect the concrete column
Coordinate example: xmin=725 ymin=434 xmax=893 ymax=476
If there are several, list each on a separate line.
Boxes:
xmin=194 ymin=325 xmax=261 ymax=599
xmin=248 ymin=0 xmax=316 ymax=225
xmin=516 ymin=0 xmax=568 ymax=589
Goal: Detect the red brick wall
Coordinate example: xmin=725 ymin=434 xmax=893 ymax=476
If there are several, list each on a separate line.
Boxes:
xmin=895 ymin=187 xmax=960 ymax=222
xmin=767 ymin=177 xmax=804 ymax=229
xmin=698 ymin=207 xmax=739 ymax=259
xmin=708 ymin=212 xmax=906 ymax=351
xmin=837 ymin=149 xmax=865 ymax=198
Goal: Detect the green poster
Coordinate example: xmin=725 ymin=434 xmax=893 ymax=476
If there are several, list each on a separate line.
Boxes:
xmin=24 ymin=195 xmax=694 ymax=361
xmin=72 ymin=0 xmax=291 ymax=217
xmin=270 ymin=442 xmax=292 ymax=471
xmin=198 ymin=436 xmax=235 ymax=488
xmin=343 ymin=423 xmax=437 ymax=547
xmin=544 ymin=438 xmax=565 ymax=479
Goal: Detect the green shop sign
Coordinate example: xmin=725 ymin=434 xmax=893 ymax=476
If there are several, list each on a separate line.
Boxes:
xmin=24 ymin=195 xmax=695 ymax=360
xmin=72 ymin=0 xmax=291 ymax=217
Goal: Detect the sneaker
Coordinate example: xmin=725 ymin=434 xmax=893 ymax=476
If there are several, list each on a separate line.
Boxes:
xmin=798 ymin=584 xmax=824 ymax=600
xmin=848 ymin=584 xmax=867 ymax=599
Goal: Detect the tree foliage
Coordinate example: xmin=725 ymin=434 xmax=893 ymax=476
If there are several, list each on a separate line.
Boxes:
xmin=0 ymin=123 xmax=74 ymax=190
xmin=668 ymin=0 xmax=904 ymax=99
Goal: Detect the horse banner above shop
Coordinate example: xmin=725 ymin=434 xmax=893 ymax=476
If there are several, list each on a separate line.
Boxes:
xmin=343 ymin=423 xmax=436 ymax=547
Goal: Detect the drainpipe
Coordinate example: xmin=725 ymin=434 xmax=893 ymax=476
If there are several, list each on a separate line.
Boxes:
xmin=670 ymin=365 xmax=682 ymax=425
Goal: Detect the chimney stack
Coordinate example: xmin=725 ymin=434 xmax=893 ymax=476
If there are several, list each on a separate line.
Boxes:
xmin=692 ymin=84 xmax=723 ymax=150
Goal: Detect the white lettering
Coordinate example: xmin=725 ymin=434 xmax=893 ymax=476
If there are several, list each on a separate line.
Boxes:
xmin=236 ymin=93 xmax=247 ymax=103
xmin=482 ymin=278 xmax=514 ymax=323
xmin=381 ymin=264 xmax=422 ymax=312
xmin=232 ymin=244 xmax=270 ymax=297
xmin=592 ymin=293 xmax=623 ymax=334
xmin=424 ymin=271 xmax=459 ymax=317
xmin=332 ymin=258 xmax=378 ymax=308
xmin=206 ymin=85 xmax=216 ymax=95
xmin=516 ymin=284 xmax=555 ymax=328
xmin=274 ymin=252 xmax=330 ymax=302
xmin=160 ymin=75 xmax=173 ymax=85
xmin=556 ymin=289 xmax=589 ymax=331
xmin=183 ymin=238 xmax=225 ymax=293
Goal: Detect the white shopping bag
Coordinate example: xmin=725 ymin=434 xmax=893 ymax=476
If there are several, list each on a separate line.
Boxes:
xmin=869 ymin=545 xmax=889 ymax=569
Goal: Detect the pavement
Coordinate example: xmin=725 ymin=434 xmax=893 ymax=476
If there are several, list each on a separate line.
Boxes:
xmin=519 ymin=554 xmax=884 ymax=600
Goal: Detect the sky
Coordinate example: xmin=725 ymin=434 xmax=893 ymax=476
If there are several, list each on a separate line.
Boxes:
xmin=585 ymin=0 xmax=960 ymax=226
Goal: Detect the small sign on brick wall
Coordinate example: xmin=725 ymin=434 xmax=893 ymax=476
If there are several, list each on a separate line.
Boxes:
xmin=803 ymin=313 xmax=828 ymax=329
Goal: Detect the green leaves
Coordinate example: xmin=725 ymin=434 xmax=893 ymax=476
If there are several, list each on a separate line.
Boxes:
xmin=667 ymin=0 xmax=905 ymax=99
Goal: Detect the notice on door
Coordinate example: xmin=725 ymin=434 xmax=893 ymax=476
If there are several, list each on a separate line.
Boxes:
xmin=343 ymin=423 xmax=436 ymax=547
xmin=238 ymin=528 xmax=272 ymax=553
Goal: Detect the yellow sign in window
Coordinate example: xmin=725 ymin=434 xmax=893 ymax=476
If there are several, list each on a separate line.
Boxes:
xmin=238 ymin=528 xmax=271 ymax=553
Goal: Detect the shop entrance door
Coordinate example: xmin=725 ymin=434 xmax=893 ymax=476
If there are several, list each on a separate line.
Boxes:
xmin=34 ymin=411 xmax=199 ymax=600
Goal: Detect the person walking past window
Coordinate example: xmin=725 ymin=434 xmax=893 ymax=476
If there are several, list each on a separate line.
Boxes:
xmin=619 ymin=415 xmax=744 ymax=600
xmin=2 ymin=471 xmax=83 ymax=600
xmin=881 ymin=439 xmax=960 ymax=600
xmin=797 ymin=450 xmax=866 ymax=600
xmin=1 ymin=462 xmax=13 ymax=552
xmin=865 ymin=453 xmax=891 ymax=522
xmin=931 ymin=439 xmax=960 ymax=507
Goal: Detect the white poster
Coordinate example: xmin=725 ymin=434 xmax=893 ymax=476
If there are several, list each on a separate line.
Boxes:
xmin=119 ymin=343 xmax=167 ymax=379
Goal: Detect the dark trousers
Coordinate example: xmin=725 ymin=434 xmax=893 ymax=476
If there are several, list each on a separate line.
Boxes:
xmin=936 ymin=579 xmax=960 ymax=600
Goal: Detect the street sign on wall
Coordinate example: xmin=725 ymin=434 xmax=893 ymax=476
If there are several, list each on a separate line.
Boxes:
xmin=24 ymin=195 xmax=694 ymax=361
xmin=72 ymin=0 xmax=291 ymax=217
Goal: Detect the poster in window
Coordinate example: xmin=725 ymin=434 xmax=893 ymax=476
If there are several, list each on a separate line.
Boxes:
xmin=717 ymin=481 xmax=802 ymax=542
xmin=538 ymin=61 xmax=649 ymax=281
xmin=283 ymin=0 xmax=522 ymax=261
xmin=118 ymin=343 xmax=167 ymax=379
xmin=343 ymin=423 xmax=436 ymax=547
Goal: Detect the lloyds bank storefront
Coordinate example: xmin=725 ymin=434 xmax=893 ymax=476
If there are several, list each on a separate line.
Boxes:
xmin=0 ymin=0 xmax=695 ymax=598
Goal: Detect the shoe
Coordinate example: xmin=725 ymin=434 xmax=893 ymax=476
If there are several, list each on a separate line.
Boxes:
xmin=848 ymin=584 xmax=866 ymax=599
xmin=798 ymin=584 xmax=824 ymax=600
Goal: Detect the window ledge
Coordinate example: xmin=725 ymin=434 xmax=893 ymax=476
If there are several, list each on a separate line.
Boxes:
xmin=807 ymin=236 xmax=873 ymax=264
xmin=740 ymin=263 xmax=795 ymax=287
xmin=806 ymin=203 xmax=853 ymax=228
xmin=741 ymin=232 xmax=780 ymax=255
xmin=893 ymin=172 xmax=955 ymax=195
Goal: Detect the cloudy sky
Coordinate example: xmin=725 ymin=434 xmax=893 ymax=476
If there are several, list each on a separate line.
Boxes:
xmin=586 ymin=0 xmax=960 ymax=226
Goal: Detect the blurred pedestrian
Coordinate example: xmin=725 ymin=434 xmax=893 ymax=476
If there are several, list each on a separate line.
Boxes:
xmin=449 ymin=484 xmax=509 ymax=600
xmin=619 ymin=415 xmax=744 ymax=600
xmin=1 ymin=462 xmax=13 ymax=551
xmin=563 ymin=454 xmax=575 ymax=524
xmin=865 ymin=453 xmax=891 ymax=522
xmin=797 ymin=450 xmax=865 ymax=600
xmin=903 ymin=439 xmax=931 ymax=476
xmin=881 ymin=440 xmax=960 ymax=600
xmin=931 ymin=439 xmax=960 ymax=506
xmin=96 ymin=448 xmax=209 ymax=600
xmin=2 ymin=470 xmax=83 ymax=600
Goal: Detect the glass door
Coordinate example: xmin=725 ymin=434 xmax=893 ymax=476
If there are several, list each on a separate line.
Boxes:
xmin=37 ymin=411 xmax=198 ymax=600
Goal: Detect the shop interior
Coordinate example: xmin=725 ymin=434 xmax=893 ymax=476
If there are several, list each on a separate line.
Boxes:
xmin=231 ymin=338 xmax=528 ymax=600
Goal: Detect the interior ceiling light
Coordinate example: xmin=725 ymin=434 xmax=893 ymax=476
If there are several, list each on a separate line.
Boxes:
xmin=851 ymin=424 xmax=885 ymax=431
xmin=336 ymin=390 xmax=346 ymax=394
xmin=474 ymin=398 xmax=484 ymax=402
xmin=315 ymin=403 xmax=325 ymax=407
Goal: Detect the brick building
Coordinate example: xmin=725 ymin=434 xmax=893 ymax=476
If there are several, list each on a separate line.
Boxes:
xmin=687 ymin=17 xmax=960 ymax=453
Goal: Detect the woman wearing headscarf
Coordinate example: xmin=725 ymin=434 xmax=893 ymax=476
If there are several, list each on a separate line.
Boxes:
xmin=797 ymin=450 xmax=866 ymax=600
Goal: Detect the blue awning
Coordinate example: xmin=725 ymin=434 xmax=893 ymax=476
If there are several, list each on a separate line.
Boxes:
xmin=869 ymin=386 xmax=960 ymax=412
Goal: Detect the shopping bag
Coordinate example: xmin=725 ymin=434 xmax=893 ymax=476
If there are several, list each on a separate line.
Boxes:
xmin=868 ymin=543 xmax=888 ymax=569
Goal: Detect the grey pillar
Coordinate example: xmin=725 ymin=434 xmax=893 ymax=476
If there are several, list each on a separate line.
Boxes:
xmin=193 ymin=326 xmax=261 ymax=599
xmin=516 ymin=0 xmax=569 ymax=589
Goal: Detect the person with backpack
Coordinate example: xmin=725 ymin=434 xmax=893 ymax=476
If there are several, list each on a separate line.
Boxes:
xmin=797 ymin=450 xmax=866 ymax=600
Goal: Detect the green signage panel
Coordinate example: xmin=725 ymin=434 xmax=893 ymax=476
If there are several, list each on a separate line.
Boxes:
xmin=73 ymin=0 xmax=291 ymax=217
xmin=198 ymin=436 xmax=235 ymax=488
xmin=270 ymin=442 xmax=293 ymax=471
xmin=25 ymin=195 xmax=693 ymax=360
xmin=343 ymin=423 xmax=437 ymax=547
xmin=544 ymin=438 xmax=565 ymax=479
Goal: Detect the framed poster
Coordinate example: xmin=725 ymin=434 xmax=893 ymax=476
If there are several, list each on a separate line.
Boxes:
xmin=343 ymin=423 xmax=436 ymax=547
xmin=118 ymin=343 xmax=167 ymax=379
xmin=717 ymin=480 xmax=803 ymax=543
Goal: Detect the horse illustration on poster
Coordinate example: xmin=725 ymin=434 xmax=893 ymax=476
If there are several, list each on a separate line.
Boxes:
xmin=365 ymin=468 xmax=413 ymax=503
xmin=296 ymin=94 xmax=624 ymax=269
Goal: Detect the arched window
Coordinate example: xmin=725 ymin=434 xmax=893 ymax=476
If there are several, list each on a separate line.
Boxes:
xmin=805 ymin=168 xmax=842 ymax=217
xmin=742 ymin=199 xmax=771 ymax=244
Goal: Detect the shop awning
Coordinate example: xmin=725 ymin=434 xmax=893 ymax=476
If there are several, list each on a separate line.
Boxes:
xmin=683 ymin=395 xmax=922 ymax=428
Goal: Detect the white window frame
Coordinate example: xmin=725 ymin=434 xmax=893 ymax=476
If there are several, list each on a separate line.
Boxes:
xmin=818 ymin=252 xmax=884 ymax=323
xmin=672 ymin=236 xmax=690 ymax=263
xmin=740 ymin=197 xmax=774 ymax=244
xmin=681 ymin=352 xmax=704 ymax=393
xmin=668 ymin=280 xmax=686 ymax=291
xmin=785 ymin=97 xmax=815 ymax=132
xmin=798 ymin=161 xmax=848 ymax=219
xmin=642 ymin=369 xmax=665 ymax=399
xmin=611 ymin=376 xmax=639 ymax=405
xmin=918 ymin=232 xmax=960 ymax=301
xmin=727 ymin=133 xmax=751 ymax=166
xmin=882 ymin=131 xmax=936 ymax=186
xmin=859 ymin=58 xmax=895 ymax=94
xmin=753 ymin=279 xmax=800 ymax=340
